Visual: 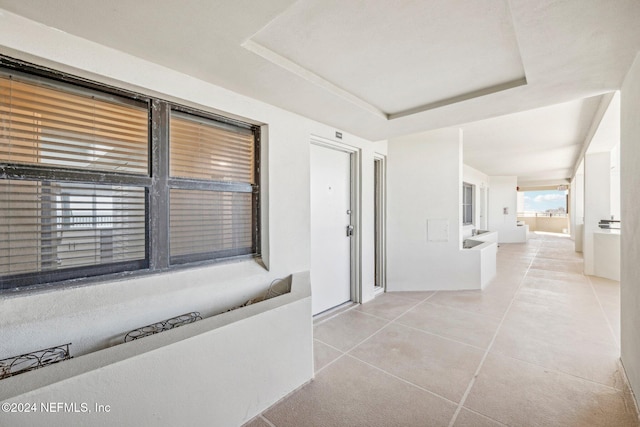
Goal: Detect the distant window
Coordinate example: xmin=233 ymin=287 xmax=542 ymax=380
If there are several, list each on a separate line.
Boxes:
xmin=520 ymin=190 xmax=567 ymax=217
xmin=462 ymin=182 xmax=474 ymax=225
xmin=0 ymin=59 xmax=260 ymax=290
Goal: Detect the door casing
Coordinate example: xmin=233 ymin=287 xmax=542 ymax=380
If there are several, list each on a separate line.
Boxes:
xmin=310 ymin=135 xmax=361 ymax=312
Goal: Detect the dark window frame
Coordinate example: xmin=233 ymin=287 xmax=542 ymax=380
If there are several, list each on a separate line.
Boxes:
xmin=0 ymin=55 xmax=261 ymax=291
xmin=462 ymin=182 xmax=474 ymax=226
xmin=166 ymin=106 xmax=260 ymax=266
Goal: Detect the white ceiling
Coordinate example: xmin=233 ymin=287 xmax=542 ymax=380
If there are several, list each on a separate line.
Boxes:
xmin=588 ymin=92 xmax=621 ymax=155
xmin=0 ymin=0 xmax=638 ymax=185
xmin=462 ymin=95 xmax=603 ymax=185
xmin=250 ymin=0 xmax=526 ymax=117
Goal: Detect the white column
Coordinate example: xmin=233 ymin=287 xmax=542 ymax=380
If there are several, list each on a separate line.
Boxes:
xmin=488 ymin=176 xmax=521 ymax=243
xmin=583 ymin=152 xmax=611 ymax=276
xmin=571 ymin=162 xmax=585 ymax=252
xmin=621 ymin=52 xmax=640 ymax=411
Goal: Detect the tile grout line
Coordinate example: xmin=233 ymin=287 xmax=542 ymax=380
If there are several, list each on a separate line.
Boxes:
xmin=583 ymin=273 xmax=632 ymax=398
xmin=259 ymin=236 xmax=615 ymax=427
xmin=259 ymin=414 xmax=276 ymax=427
xmin=489 ymin=345 xmax=627 ymax=392
xmin=319 ymin=291 xmax=511 ymax=405
xmin=314 ymin=291 xmax=436 ymax=327
xmin=423 ymin=294 xmax=516 ymax=321
xmin=258 ymin=304 xmax=388 ymax=427
xmin=352 ymin=292 xmax=439 ymax=325
xmin=491 ymin=242 xmax=630 ymax=392
xmin=385 ymin=291 xmax=439 ymax=303
xmin=585 ymin=274 xmax=620 ymax=348
xmin=447 ymin=237 xmax=543 ymax=427
xmin=313 ymin=294 xmax=437 ymax=376
xmin=392 ymin=322 xmax=488 ymax=352
xmin=312 ymin=338 xmax=348 ymax=376
xmin=313 ymin=337 xmax=345 ymax=354
xmin=314 ymin=313 xmax=398 ymax=375
xmin=344 ymin=353 xmax=460 ymax=406
xmin=342 ymin=294 xmax=434 ymax=353
xmin=314 ymin=322 xmax=393 ymax=377
xmin=458 ymin=407 xmax=510 ymax=427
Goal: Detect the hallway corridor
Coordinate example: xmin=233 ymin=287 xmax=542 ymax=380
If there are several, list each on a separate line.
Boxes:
xmin=247 ymin=233 xmax=639 ymax=426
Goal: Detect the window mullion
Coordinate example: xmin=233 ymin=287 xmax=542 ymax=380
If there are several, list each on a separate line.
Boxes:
xmin=149 ymin=100 xmax=170 ymax=270
xmin=0 ymin=164 xmax=151 ymax=187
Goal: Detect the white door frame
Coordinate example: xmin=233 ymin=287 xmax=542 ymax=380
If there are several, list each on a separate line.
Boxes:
xmin=480 ymin=185 xmax=487 ymax=230
xmin=374 ymin=153 xmax=386 ymax=293
xmin=310 ymin=135 xmax=361 ymax=305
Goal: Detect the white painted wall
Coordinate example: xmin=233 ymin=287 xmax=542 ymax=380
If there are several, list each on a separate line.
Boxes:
xmin=517 ymin=191 xmax=525 ymax=213
xmin=387 ymin=128 xmax=494 ymax=290
xmin=610 ymin=143 xmax=621 ymax=220
xmin=572 ymin=161 xmax=585 ymax=251
xmin=593 ymin=231 xmax=620 ymax=281
xmin=583 ymin=152 xmax=611 ymax=276
xmin=462 ymin=164 xmax=489 ymax=238
xmin=387 ymin=128 xmax=462 ymax=290
xmin=488 ymin=176 xmax=525 ymax=243
xmin=0 ymin=9 xmax=386 ymax=420
xmin=620 ymin=52 xmax=640 ymax=411
xmin=0 ymin=273 xmax=312 ymax=427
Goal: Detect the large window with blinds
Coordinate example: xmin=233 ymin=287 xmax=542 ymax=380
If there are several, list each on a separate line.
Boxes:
xmin=169 ymin=111 xmax=257 ymax=264
xmin=0 ymin=58 xmax=260 ymax=290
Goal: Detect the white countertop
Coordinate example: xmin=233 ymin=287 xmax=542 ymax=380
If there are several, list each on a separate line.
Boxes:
xmin=594 ymin=229 xmax=621 ymax=235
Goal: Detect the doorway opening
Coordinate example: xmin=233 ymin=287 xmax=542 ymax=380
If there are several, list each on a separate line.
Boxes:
xmin=374 ymin=155 xmax=386 ymax=293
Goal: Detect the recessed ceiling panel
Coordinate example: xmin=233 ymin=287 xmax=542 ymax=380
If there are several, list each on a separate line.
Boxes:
xmin=250 ymin=0 xmax=526 ymax=116
xmin=461 ymin=95 xmax=603 ymax=185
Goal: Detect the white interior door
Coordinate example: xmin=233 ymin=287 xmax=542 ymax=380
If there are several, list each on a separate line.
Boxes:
xmin=310 ymin=143 xmax=352 ymax=315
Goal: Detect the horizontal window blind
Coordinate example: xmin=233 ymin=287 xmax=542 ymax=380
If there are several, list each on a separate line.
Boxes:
xmin=170 ymin=112 xmax=254 ymax=183
xmin=0 ymin=180 xmax=146 ymax=277
xmin=168 ymin=110 xmax=257 ymax=265
xmin=0 ymin=76 xmax=148 ymax=175
xmin=0 ymin=57 xmax=260 ymax=289
xmin=169 ymin=189 xmax=253 ymax=262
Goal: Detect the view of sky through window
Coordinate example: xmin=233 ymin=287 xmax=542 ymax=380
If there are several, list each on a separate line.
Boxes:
xmin=522 ymin=190 xmax=567 ymax=214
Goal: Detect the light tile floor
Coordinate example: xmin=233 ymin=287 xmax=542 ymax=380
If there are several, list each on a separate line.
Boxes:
xmin=246 ymin=233 xmax=640 ymax=427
